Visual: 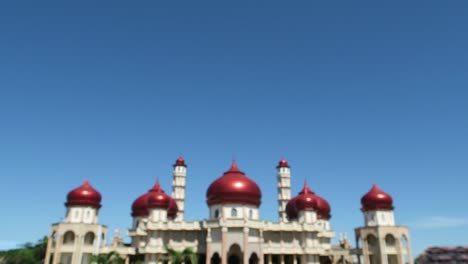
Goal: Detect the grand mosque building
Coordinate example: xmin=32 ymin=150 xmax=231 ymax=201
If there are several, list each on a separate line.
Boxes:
xmin=44 ymin=157 xmax=413 ymax=264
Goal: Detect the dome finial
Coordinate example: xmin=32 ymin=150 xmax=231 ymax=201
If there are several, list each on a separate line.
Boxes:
xmin=174 ymin=156 xmax=186 ymax=167
xmin=151 ymin=178 xmax=162 ymax=192
xmin=277 ymin=157 xmax=290 ymax=168
xmin=230 ymin=159 xmax=239 ymax=171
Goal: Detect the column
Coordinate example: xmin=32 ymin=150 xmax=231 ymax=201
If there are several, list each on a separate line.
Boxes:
xmin=222 ymin=227 xmax=228 ymax=264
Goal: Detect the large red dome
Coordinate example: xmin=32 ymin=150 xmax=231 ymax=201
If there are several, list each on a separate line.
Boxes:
xmin=361 ymin=184 xmax=394 ymax=211
xmin=286 ymin=182 xmax=331 ymax=220
xmin=206 ymin=161 xmax=262 ymax=207
xmin=66 ymin=180 xmax=102 ymax=209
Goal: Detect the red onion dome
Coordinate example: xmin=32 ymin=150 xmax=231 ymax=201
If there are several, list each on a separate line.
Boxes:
xmin=206 ymin=161 xmax=262 ymax=207
xmin=131 ymin=181 xmax=179 ymax=217
xmin=147 ymin=181 xmax=172 ymax=209
xmin=66 ymin=180 xmax=102 ymax=208
xmin=295 ymin=183 xmax=317 ymax=211
xmin=286 ymin=182 xmax=332 ymax=220
xmin=286 ymin=196 xmax=300 ymax=219
xmin=277 ymin=158 xmax=290 ymax=168
xmin=167 ymin=198 xmax=179 ymax=219
xmin=315 ymin=195 xmax=331 ymax=220
xmin=173 ymin=156 xmax=187 ymax=167
xmin=131 ymin=192 xmax=151 ymax=217
xmin=361 ymin=184 xmax=394 ymax=212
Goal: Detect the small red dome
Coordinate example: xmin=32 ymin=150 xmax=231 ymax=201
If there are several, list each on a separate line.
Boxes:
xmin=295 ymin=183 xmax=317 ymax=211
xmin=361 ymin=184 xmax=394 ymax=211
xmin=286 ymin=182 xmax=331 ymax=220
xmin=66 ymin=180 xmax=102 ymax=209
xmin=286 ymin=196 xmax=300 ymax=219
xmin=168 ymin=198 xmax=178 ymax=219
xmin=131 ymin=192 xmax=151 ymax=217
xmin=131 ymin=181 xmax=178 ymax=218
xmin=315 ymin=195 xmax=331 ymax=219
xmin=206 ymin=161 xmax=262 ymax=207
xmin=174 ymin=156 xmax=186 ymax=167
xmin=147 ymin=181 xmax=172 ymax=209
xmin=277 ymin=158 xmax=290 ymax=168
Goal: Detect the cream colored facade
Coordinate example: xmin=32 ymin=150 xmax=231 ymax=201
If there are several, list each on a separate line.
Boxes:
xmin=44 ymin=159 xmax=412 ymax=264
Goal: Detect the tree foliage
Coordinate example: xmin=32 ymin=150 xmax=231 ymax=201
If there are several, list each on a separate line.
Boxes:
xmin=0 ymin=237 xmax=47 ymax=264
xmin=90 ymin=251 xmax=124 ymax=264
xmin=165 ymin=246 xmax=198 ymax=264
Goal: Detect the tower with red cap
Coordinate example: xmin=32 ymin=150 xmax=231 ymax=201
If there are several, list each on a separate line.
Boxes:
xmin=44 ymin=180 xmax=109 ymax=264
xmin=277 ymin=158 xmax=291 ymax=222
xmin=171 ymin=156 xmax=187 ymax=221
xmin=355 ymin=184 xmax=413 ymax=264
xmin=361 ymin=184 xmax=395 ymax=227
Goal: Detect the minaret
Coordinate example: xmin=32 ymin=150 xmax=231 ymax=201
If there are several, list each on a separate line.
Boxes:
xmin=355 ymin=184 xmax=413 ymax=264
xmin=277 ymin=158 xmax=291 ymax=222
xmin=171 ymin=156 xmax=187 ymax=221
xmin=44 ymin=180 xmax=108 ymax=264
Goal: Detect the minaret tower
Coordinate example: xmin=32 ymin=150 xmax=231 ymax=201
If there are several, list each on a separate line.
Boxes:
xmin=355 ymin=184 xmax=413 ymax=264
xmin=277 ymin=158 xmax=291 ymax=222
xmin=44 ymin=180 xmax=108 ymax=264
xmin=171 ymin=156 xmax=187 ymax=221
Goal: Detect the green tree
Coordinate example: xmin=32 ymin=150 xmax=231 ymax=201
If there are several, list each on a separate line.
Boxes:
xmin=0 ymin=237 xmax=47 ymax=264
xmin=90 ymin=251 xmax=124 ymax=264
xmin=165 ymin=246 xmax=198 ymax=264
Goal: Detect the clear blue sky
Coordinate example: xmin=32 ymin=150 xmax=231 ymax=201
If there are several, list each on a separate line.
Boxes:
xmin=1 ymin=0 xmax=467 ymax=257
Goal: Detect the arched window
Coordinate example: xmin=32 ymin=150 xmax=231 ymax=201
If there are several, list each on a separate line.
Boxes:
xmin=249 ymin=209 xmax=253 ymax=219
xmin=367 ymin=234 xmax=377 ymax=248
xmin=214 ymin=209 xmax=219 ymax=219
xmin=51 ymin=232 xmax=57 ymax=247
xmin=401 ymin=235 xmax=408 ymax=248
xmin=84 ymin=232 xmax=95 ymax=245
xmin=385 ymin=234 xmax=396 ymax=247
xmin=231 ymin=208 xmax=238 ymax=218
xmin=63 ymin=231 xmax=75 ymax=245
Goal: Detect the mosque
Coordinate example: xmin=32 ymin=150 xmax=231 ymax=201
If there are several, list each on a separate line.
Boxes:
xmin=44 ymin=157 xmax=413 ymax=264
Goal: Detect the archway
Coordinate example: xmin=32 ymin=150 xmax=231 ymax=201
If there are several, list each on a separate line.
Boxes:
xmin=249 ymin=253 xmax=259 ymax=264
xmin=211 ymin=253 xmax=221 ymax=264
xmin=84 ymin=232 xmax=95 ymax=245
xmin=63 ymin=231 xmax=75 ymax=245
xmin=228 ymin=244 xmax=242 ymax=264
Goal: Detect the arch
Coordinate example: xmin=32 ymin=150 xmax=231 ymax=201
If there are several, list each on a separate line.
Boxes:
xmin=249 ymin=253 xmax=259 ymax=264
xmin=51 ymin=231 xmax=57 ymax=247
xmin=211 ymin=253 xmax=221 ymax=264
xmin=249 ymin=209 xmax=253 ymax=219
xmin=228 ymin=244 xmax=242 ymax=264
xmin=385 ymin=234 xmax=396 ymax=247
xmin=356 ymin=236 xmax=362 ymax=249
xmin=63 ymin=231 xmax=75 ymax=245
xmin=366 ymin=234 xmax=377 ymax=248
xmin=231 ymin=208 xmax=238 ymax=218
xmin=84 ymin=232 xmax=95 ymax=245
xmin=214 ymin=209 xmax=220 ymax=218
xmin=401 ymin=235 xmax=408 ymax=248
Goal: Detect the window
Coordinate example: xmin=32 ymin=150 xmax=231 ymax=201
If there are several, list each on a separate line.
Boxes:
xmin=231 ymin=208 xmax=238 ymax=217
xmin=63 ymin=231 xmax=75 ymax=245
xmin=214 ymin=209 xmax=219 ymax=218
xmin=249 ymin=209 xmax=253 ymax=219
xmin=84 ymin=232 xmax=95 ymax=245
